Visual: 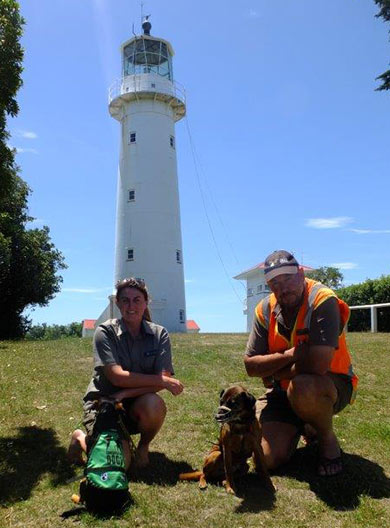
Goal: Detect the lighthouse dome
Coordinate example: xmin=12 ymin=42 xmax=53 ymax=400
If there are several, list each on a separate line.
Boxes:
xmin=123 ymin=37 xmax=173 ymax=81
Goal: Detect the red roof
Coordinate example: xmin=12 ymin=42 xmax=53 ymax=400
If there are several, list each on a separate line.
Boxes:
xmin=186 ymin=320 xmax=200 ymax=330
xmin=83 ymin=319 xmax=96 ymax=330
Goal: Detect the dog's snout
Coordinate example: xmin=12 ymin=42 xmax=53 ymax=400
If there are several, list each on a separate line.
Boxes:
xmin=215 ymin=405 xmax=233 ymax=423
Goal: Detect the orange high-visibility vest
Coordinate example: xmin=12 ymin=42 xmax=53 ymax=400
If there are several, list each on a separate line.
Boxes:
xmin=255 ymin=278 xmax=358 ymax=402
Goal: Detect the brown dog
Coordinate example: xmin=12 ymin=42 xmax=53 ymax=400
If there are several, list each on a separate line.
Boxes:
xmin=180 ymin=385 xmax=274 ymax=495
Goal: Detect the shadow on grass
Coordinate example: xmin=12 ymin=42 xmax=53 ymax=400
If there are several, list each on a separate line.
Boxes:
xmin=129 ymin=451 xmax=194 ymax=485
xmin=234 ymin=473 xmax=276 ymax=513
xmin=0 ymin=426 xmax=75 ymax=505
xmin=275 ymin=445 xmax=390 ymax=511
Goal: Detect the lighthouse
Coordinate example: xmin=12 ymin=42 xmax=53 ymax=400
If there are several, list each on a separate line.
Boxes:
xmin=96 ymin=17 xmax=187 ymax=332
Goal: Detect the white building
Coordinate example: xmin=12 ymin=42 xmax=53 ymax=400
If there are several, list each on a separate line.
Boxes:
xmin=96 ymin=18 xmax=187 ymax=332
xmin=82 ymin=319 xmax=96 ymax=338
xmin=234 ymin=261 xmax=313 ymax=332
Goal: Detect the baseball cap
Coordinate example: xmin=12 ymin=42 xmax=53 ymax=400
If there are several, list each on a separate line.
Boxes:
xmin=264 ymin=250 xmax=299 ymax=281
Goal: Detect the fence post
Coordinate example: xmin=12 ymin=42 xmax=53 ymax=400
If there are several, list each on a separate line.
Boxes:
xmin=370 ymin=306 xmax=378 ymax=333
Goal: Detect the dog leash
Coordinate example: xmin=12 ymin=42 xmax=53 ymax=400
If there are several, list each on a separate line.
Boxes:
xmin=116 ymin=406 xmax=137 ymax=461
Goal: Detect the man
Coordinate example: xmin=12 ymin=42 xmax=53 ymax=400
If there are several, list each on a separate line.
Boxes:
xmin=244 ymin=250 xmax=357 ymax=476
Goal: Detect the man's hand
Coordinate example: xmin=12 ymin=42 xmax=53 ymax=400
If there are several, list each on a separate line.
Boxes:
xmin=112 ymin=389 xmax=130 ymax=402
xmin=293 ymin=341 xmax=309 ymax=362
xmin=162 ymin=375 xmax=184 ymax=396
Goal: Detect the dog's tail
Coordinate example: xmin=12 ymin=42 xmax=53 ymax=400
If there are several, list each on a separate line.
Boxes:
xmin=179 ymin=470 xmax=203 ymax=481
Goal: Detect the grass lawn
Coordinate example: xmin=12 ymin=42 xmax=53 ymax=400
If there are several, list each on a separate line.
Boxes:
xmin=1 ymin=332 xmax=390 ymax=527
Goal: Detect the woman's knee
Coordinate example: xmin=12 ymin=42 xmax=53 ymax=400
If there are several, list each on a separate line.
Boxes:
xmin=131 ymin=393 xmax=167 ymax=423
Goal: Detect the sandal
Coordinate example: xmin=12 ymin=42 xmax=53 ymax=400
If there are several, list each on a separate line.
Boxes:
xmin=317 ymin=454 xmax=343 ymax=477
xmin=302 ymin=424 xmax=318 ymax=446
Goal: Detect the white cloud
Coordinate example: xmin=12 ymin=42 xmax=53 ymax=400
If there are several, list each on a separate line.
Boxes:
xmin=331 ymin=262 xmax=358 ymax=270
xmin=305 ymin=217 xmax=353 ymax=229
xmin=185 ymin=279 xmax=194 ymax=284
xmin=349 ymin=228 xmax=390 ymax=234
xmin=17 ymin=129 xmax=38 ymax=139
xmin=247 ymin=9 xmax=260 ymax=18
xmin=15 ymin=147 xmax=38 ymax=154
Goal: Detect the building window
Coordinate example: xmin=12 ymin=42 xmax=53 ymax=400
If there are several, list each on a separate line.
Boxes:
xmin=179 ymin=309 xmax=185 ymax=323
xmin=127 ymin=248 xmax=134 ymax=261
xmin=176 ymin=250 xmax=181 ymax=263
xmin=247 ymin=288 xmax=254 ymax=297
xmin=129 ymin=131 xmax=136 ymax=144
xmin=257 ymin=284 xmax=263 ymax=294
xmin=170 ymin=135 xmax=175 ymax=149
xmin=128 ymin=189 xmax=135 ymax=202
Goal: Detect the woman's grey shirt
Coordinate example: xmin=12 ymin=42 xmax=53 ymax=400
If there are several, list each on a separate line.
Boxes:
xmin=83 ymin=318 xmax=174 ymax=402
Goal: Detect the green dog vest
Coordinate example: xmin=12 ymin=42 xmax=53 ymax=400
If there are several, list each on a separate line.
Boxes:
xmin=85 ymin=429 xmax=128 ymax=490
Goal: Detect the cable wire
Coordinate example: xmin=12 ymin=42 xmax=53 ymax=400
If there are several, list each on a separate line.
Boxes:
xmin=184 ymin=115 xmax=245 ymax=304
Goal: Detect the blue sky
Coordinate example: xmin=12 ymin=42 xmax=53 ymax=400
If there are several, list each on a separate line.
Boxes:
xmin=9 ymin=0 xmax=390 ymax=332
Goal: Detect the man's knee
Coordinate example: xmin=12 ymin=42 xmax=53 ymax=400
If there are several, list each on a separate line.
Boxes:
xmin=261 ymin=422 xmax=300 ymax=470
xmin=288 ymin=374 xmax=336 ymax=414
xmin=262 ymin=441 xmax=292 ymax=470
xmin=264 ymin=450 xmax=291 ymax=469
xmin=288 ymin=375 xmax=317 ymax=403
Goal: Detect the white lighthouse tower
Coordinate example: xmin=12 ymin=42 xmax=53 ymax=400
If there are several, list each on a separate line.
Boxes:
xmin=97 ymin=17 xmax=187 ymax=332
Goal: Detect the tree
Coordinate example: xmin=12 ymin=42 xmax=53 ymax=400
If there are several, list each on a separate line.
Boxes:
xmin=375 ymin=0 xmax=390 ymax=90
xmin=0 ymin=1 xmax=66 ymax=339
xmin=305 ymin=266 xmax=344 ymax=290
xmin=0 ymin=0 xmax=24 ymax=199
xmin=337 ymin=275 xmax=390 ymax=331
xmin=26 ymin=322 xmax=83 ymax=340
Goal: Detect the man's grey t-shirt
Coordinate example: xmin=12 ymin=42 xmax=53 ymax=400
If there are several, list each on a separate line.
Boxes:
xmin=246 ymin=297 xmax=341 ymax=357
xmin=83 ymin=318 xmax=174 ymax=401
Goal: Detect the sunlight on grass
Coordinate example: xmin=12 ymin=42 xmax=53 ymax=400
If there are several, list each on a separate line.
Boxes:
xmin=0 ymin=333 xmax=390 ymax=527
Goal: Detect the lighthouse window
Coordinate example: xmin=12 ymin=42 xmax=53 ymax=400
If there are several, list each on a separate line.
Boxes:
xmin=257 ymin=284 xmax=263 ymax=293
xmin=170 ymin=135 xmax=175 ymax=149
xmin=179 ymin=310 xmax=185 ymax=323
xmin=247 ymin=288 xmax=254 ymax=297
xmin=127 ymin=248 xmax=134 ymax=261
xmin=176 ymin=250 xmax=181 ymax=263
xmin=128 ymin=189 xmax=135 ymax=202
xmin=129 ymin=132 xmax=136 ymax=144
xmin=123 ymin=39 xmax=172 ymax=80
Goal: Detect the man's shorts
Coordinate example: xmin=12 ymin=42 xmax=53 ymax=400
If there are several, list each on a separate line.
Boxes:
xmin=82 ymin=398 xmax=140 ymax=437
xmin=256 ymin=373 xmax=353 ymax=432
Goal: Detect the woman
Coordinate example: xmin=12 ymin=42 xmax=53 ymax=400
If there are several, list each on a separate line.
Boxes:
xmin=68 ymin=277 xmax=184 ymax=467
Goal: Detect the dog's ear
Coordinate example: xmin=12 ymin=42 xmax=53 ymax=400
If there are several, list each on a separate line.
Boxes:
xmin=243 ymin=392 xmax=257 ymax=410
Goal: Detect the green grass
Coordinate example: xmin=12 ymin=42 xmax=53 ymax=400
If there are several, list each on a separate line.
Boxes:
xmin=1 ymin=333 xmax=390 ymax=527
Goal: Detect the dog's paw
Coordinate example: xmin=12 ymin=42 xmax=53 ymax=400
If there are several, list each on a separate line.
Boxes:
xmin=71 ymin=494 xmax=81 ymax=504
xmin=223 ymin=480 xmax=236 ymax=495
xmin=199 ymin=476 xmax=208 ymax=490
